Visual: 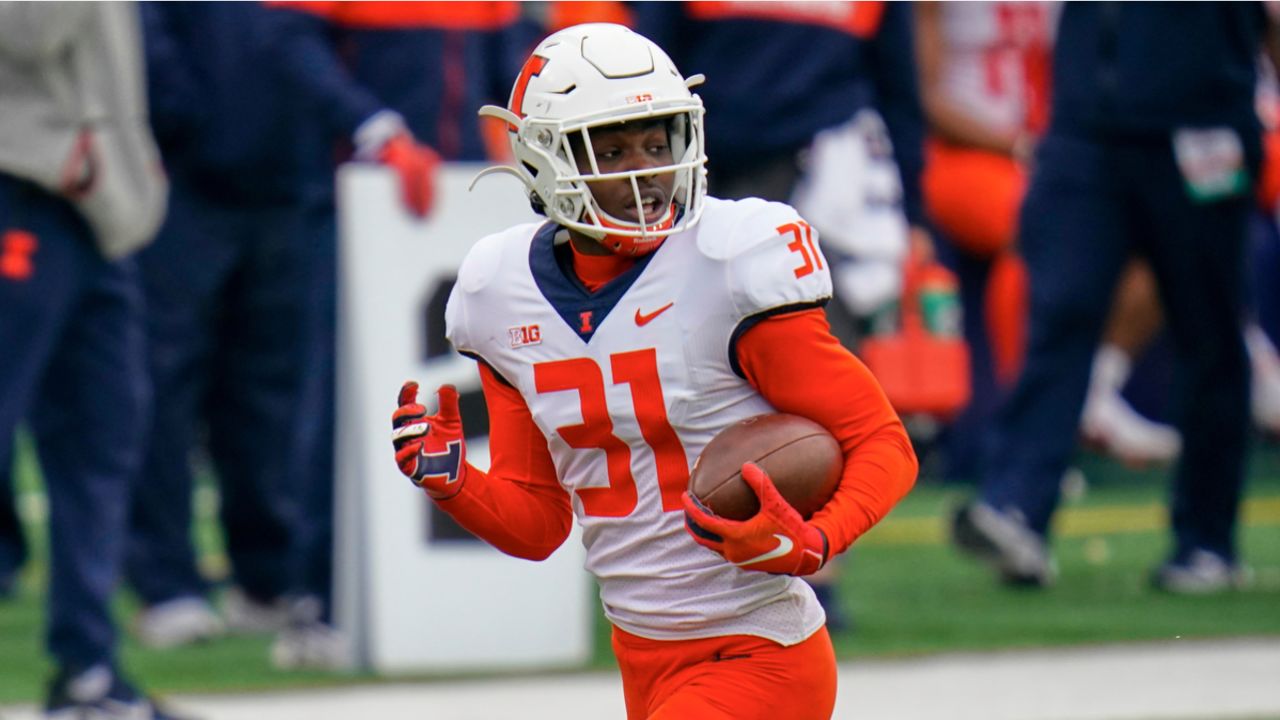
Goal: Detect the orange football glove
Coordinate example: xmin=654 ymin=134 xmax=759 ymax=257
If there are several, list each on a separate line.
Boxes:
xmin=378 ymin=133 xmax=440 ymax=218
xmin=391 ymin=382 xmax=466 ymax=499
xmin=354 ymin=110 xmax=440 ymax=218
xmin=682 ymin=463 xmax=828 ymax=576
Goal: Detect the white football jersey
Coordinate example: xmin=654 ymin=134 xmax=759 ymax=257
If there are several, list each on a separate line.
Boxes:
xmin=447 ymin=197 xmax=832 ymax=645
xmin=938 ymin=2 xmax=1058 ymax=135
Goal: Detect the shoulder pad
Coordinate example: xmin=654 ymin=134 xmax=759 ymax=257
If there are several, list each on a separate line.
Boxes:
xmin=697 ymin=198 xmax=831 ymax=319
xmin=694 ymin=197 xmax=808 ymax=261
xmin=455 ymin=221 xmax=543 ymax=294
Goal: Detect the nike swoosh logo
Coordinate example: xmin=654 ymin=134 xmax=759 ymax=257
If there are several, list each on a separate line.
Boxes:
xmin=635 ymin=302 xmax=674 ymax=327
xmin=736 ymin=534 xmax=793 ymax=567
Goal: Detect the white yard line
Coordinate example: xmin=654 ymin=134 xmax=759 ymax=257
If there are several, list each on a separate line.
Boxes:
xmin=2 ymin=639 xmax=1277 ymax=720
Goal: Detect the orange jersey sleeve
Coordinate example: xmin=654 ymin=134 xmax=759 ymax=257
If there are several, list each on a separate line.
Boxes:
xmin=736 ymin=309 xmax=918 ymax=556
xmin=432 ymin=363 xmax=573 ymax=561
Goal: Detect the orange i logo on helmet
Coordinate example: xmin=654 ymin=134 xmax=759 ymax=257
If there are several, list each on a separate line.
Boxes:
xmin=507 ymin=54 xmax=549 ymax=132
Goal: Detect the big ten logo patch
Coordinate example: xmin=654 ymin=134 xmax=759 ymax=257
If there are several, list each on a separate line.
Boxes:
xmin=0 ymin=229 xmax=37 ymax=281
xmin=509 ymin=324 xmax=542 ymax=348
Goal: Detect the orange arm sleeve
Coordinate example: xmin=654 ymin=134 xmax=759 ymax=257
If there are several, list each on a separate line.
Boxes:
xmin=736 ymin=309 xmax=918 ymax=557
xmin=432 ymin=363 xmax=573 ymax=561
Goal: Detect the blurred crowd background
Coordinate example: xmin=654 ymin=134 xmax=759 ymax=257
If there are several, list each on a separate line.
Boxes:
xmin=2 ymin=1 xmax=1279 ymax=716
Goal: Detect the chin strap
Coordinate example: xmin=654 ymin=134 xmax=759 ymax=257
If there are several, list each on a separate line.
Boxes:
xmin=594 ymin=202 xmax=678 ymax=255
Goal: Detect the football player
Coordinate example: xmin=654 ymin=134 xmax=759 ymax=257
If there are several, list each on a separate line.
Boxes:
xmin=392 ymin=24 xmax=917 ymax=720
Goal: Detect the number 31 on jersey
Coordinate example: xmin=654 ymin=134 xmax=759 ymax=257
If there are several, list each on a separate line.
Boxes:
xmin=534 ymin=348 xmax=689 ymax=518
xmin=780 ymin=220 xmax=823 ymax=279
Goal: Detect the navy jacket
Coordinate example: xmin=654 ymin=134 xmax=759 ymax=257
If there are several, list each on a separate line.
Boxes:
xmin=142 ymin=2 xmax=308 ymax=204
xmin=261 ymin=2 xmax=540 ymax=167
xmin=1051 ymin=1 xmax=1267 ymax=137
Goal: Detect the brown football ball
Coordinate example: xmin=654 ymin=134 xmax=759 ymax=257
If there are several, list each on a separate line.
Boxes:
xmin=688 ymin=413 xmax=843 ymax=521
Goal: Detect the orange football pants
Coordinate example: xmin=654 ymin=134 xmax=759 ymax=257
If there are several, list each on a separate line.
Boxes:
xmin=1258 ymin=128 xmax=1280 ymax=212
xmin=922 ymin=138 xmax=1031 ymax=383
xmin=922 ymin=139 xmax=1026 ymax=258
xmin=612 ymin=625 xmax=837 ymax=720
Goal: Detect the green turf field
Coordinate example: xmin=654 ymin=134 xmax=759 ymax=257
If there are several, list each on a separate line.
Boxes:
xmin=2 ymin=440 xmax=1279 ymax=705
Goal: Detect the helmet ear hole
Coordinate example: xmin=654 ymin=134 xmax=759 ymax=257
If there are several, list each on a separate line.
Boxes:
xmin=521 ymin=162 xmax=549 ymax=215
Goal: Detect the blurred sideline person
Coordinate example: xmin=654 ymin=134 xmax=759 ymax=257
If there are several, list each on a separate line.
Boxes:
xmin=952 ymin=2 xmax=1273 ymax=594
xmin=261 ymin=0 xmax=539 ymax=667
xmin=1082 ymin=260 xmax=1280 ymax=450
xmin=916 ymin=2 xmax=1220 ymax=473
xmin=0 ymin=3 xmax=188 ymax=717
xmin=631 ymin=0 xmax=930 ymax=633
xmin=125 ymin=1 xmax=315 ymax=650
xmin=916 ymin=3 xmax=1192 ymax=473
xmin=392 ymin=24 xmax=917 ymax=719
xmin=914 ymin=1 xmax=1051 ymax=480
xmin=1075 ymin=65 xmax=1280 ymax=448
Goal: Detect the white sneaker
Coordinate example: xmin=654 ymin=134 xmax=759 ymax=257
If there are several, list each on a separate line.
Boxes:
xmin=221 ymin=586 xmax=291 ymax=634
xmin=1081 ymin=389 xmax=1182 ymax=466
xmin=1152 ymin=549 xmax=1252 ymax=594
xmin=45 ymin=664 xmax=187 ymax=719
xmin=1245 ymin=324 xmax=1280 ymax=435
xmin=133 ymin=597 xmax=224 ymax=649
xmin=271 ymin=623 xmax=351 ymax=670
xmin=951 ymin=502 xmax=1057 ymax=587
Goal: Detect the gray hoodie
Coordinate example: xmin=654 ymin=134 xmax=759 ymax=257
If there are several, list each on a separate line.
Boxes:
xmin=0 ymin=1 xmax=166 ymax=258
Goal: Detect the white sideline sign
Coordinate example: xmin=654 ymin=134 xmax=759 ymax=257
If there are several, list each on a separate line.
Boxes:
xmin=334 ymin=164 xmax=592 ymax=673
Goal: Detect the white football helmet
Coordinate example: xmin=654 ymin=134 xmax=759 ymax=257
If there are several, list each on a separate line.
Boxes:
xmin=476 ymin=23 xmax=708 ymax=255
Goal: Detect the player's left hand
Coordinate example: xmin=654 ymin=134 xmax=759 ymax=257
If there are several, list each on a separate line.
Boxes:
xmin=682 ymin=463 xmax=828 ymax=576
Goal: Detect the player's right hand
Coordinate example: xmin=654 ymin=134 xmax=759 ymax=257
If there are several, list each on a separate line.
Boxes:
xmin=682 ymin=463 xmax=828 ymax=576
xmin=391 ymin=382 xmax=466 ymax=499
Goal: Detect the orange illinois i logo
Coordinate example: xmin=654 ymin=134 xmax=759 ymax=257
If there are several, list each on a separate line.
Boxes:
xmin=0 ymin=229 xmax=37 ymax=281
xmin=578 ymin=311 xmax=594 ymax=334
xmin=507 ymin=54 xmax=549 ymax=131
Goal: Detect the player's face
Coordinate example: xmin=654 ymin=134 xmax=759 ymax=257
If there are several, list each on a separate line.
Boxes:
xmin=574 ymin=120 xmax=676 ymax=225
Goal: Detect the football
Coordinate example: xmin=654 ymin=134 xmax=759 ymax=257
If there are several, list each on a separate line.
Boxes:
xmin=688 ymin=413 xmax=843 ymax=521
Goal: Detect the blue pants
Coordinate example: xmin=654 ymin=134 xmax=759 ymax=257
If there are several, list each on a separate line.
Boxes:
xmin=981 ymin=130 xmax=1256 ymax=562
xmin=289 ymin=191 xmax=337 ymax=619
xmin=125 ymin=179 xmax=307 ymax=605
xmin=1250 ymin=211 xmax=1280 ymax=343
xmin=0 ymin=173 xmax=149 ymax=670
xmin=934 ymin=241 xmax=1008 ymax=484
